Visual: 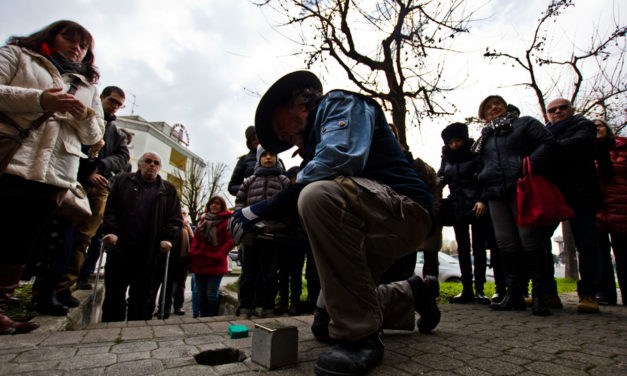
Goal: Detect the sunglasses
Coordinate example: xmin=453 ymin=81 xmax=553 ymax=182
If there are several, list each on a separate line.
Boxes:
xmin=547 ymin=104 xmax=571 ymax=114
xmin=143 ymin=158 xmax=160 ymax=166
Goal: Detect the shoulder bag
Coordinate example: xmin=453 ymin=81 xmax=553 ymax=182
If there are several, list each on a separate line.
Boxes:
xmin=516 ymin=157 xmax=574 ymax=227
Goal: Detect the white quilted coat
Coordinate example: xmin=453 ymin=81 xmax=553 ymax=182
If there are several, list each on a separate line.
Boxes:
xmin=0 ymin=45 xmax=104 ymax=188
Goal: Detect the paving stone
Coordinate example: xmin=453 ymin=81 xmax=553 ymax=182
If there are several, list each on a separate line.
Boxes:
xmin=524 ymin=360 xmax=589 ymax=376
xmin=0 ymin=360 xmax=59 ymax=375
xmin=0 ymin=331 xmax=50 ymax=350
xmin=127 ymin=320 xmax=149 ymax=327
xmin=557 ymin=350 xmax=616 ymax=366
xmin=105 ymin=359 xmax=163 ymax=376
xmin=111 ymin=340 xmax=158 ymax=353
xmin=121 ymin=326 xmax=153 ymax=340
xmin=212 ymin=360 xmax=250 ymax=375
xmin=13 ymin=346 xmax=76 ymax=362
xmin=452 ymin=366 xmax=493 ymax=376
xmin=77 ymin=345 xmax=111 ymax=355
xmin=467 ymin=357 xmax=525 ymax=375
xmin=180 ymin=323 xmax=211 ymax=335
xmin=82 ymin=328 xmax=121 ymax=343
xmin=151 ymin=345 xmax=198 ymax=359
xmin=185 ymin=334 xmax=229 ymax=345
xmin=157 ymin=365 xmax=219 ymax=375
xmin=117 ymin=351 xmax=151 ymax=362
xmin=161 ymin=356 xmax=198 ymax=369
xmin=58 ymin=353 xmax=117 ymax=370
xmin=413 ymin=353 xmax=466 ymax=371
xmin=40 ymin=330 xmax=86 ymax=346
xmin=157 ymin=339 xmax=187 ymax=348
xmin=154 ymin=325 xmax=186 ymax=338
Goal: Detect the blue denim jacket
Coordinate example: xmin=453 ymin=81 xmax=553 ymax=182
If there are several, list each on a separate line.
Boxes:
xmin=297 ymin=90 xmax=434 ymax=217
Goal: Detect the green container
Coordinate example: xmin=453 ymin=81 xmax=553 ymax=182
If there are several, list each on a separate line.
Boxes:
xmin=228 ymin=324 xmax=249 ymax=339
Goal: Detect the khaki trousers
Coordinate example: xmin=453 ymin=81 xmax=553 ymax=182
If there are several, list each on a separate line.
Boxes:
xmin=57 ymin=184 xmax=109 ymax=292
xmin=298 ymin=177 xmax=431 ymax=340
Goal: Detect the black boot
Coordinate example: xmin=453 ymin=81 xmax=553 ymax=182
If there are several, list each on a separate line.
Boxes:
xmin=474 ymin=285 xmax=491 ymax=305
xmin=56 ymin=289 xmax=80 ymax=308
xmin=311 ymin=306 xmax=335 ymax=343
xmin=273 ymin=297 xmax=288 ymax=316
xmin=451 ymin=288 xmax=475 ymax=303
xmin=529 ymin=250 xmax=551 ymax=316
xmin=408 ymin=276 xmax=440 ymax=333
xmin=33 ymin=276 xmax=69 ymax=316
xmin=490 ymin=252 xmax=525 ymax=311
xmin=314 ymin=330 xmax=384 ymax=376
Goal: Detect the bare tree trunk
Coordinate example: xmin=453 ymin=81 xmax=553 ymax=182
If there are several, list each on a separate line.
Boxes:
xmin=562 ymin=222 xmax=579 ymax=280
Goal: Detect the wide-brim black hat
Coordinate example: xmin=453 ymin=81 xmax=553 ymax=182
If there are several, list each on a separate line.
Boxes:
xmin=255 ymin=71 xmax=323 ymax=154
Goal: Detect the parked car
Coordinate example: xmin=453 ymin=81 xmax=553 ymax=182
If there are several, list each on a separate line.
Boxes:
xmin=430 ymin=252 xmax=495 ymax=282
xmin=415 ymin=251 xmax=462 ymax=283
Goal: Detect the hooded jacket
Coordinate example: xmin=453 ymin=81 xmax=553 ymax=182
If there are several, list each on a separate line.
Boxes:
xmin=235 ymin=146 xmax=290 ymax=208
xmin=0 ymin=45 xmax=104 ymax=188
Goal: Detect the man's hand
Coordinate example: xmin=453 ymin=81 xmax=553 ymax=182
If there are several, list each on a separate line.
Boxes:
xmin=160 ymin=240 xmax=172 ymax=254
xmin=228 ymin=200 xmax=269 ymax=245
xmin=103 ymin=234 xmax=118 ymax=248
xmin=88 ymin=169 xmax=108 ymax=188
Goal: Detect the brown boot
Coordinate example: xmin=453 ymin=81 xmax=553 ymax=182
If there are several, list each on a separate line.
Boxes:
xmin=0 ymin=264 xmax=39 ymax=335
xmin=577 ymin=296 xmax=600 ymax=313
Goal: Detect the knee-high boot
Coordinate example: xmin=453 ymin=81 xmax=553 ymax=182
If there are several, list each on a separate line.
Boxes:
xmin=32 ymin=275 xmax=69 ymax=316
xmin=528 ymin=250 xmax=551 ymax=316
xmin=490 ymin=252 xmax=526 ymax=311
xmin=0 ymin=264 xmax=40 ymax=335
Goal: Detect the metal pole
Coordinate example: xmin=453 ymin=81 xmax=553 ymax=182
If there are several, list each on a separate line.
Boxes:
xmin=160 ymin=250 xmax=171 ymax=319
xmin=90 ymin=242 xmax=106 ymax=321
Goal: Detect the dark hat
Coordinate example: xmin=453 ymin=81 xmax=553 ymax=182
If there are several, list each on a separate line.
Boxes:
xmin=255 ymin=71 xmax=323 ymax=154
xmin=244 ymin=126 xmax=257 ymax=150
xmin=441 ymin=122 xmax=469 ymax=144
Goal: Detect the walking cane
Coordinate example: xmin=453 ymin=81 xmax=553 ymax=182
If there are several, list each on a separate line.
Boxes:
xmin=90 ymin=240 xmax=107 ymax=322
xmin=160 ymin=246 xmax=171 ymax=320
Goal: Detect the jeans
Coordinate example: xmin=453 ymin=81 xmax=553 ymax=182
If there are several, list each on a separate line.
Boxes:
xmin=191 ymin=273 xmax=200 ymax=317
xmin=196 ymin=274 xmax=223 ymax=317
xmin=78 ymin=227 xmax=103 ymax=283
xmin=569 ymin=205 xmax=602 ymax=297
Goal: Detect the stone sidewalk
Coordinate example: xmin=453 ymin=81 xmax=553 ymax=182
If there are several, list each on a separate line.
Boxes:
xmin=0 ymin=293 xmax=625 ymax=375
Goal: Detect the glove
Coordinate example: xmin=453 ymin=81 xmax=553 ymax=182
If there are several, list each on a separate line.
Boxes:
xmin=228 ymin=200 xmax=269 ymax=245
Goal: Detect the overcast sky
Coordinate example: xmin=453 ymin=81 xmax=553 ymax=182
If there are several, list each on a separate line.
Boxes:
xmin=1 ymin=0 xmax=624 ymax=176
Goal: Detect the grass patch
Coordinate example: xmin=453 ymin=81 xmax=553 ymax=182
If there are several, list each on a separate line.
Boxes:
xmin=4 ymin=281 xmax=35 ymax=322
xmin=438 ymin=278 xmax=578 ymax=304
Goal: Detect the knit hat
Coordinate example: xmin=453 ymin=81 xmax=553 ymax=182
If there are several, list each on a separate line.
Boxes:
xmin=441 ymin=122 xmax=469 ymax=144
xmin=256 ymin=144 xmax=276 ymax=166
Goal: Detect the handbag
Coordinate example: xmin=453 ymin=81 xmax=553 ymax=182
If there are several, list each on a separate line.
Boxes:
xmin=516 ymin=157 xmax=574 ymax=227
xmin=0 ymin=77 xmax=81 ymax=176
xmin=56 ymin=183 xmax=92 ymax=224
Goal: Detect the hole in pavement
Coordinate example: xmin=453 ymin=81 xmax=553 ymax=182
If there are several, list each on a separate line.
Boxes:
xmin=194 ymin=348 xmax=246 ymax=366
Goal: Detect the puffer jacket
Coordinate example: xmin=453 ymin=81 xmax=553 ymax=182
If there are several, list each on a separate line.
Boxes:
xmin=547 ymin=114 xmax=600 ymax=207
xmin=439 ymin=142 xmax=483 ymax=223
xmin=477 ymin=116 xmax=556 ymax=201
xmin=0 ymin=45 xmax=104 ymax=188
xmin=597 ymin=137 xmax=627 ymax=233
xmin=235 ymin=173 xmax=290 ymax=208
xmin=189 ymin=212 xmax=233 ymax=275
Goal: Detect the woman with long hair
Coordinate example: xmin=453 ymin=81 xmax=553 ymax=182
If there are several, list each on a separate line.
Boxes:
xmin=189 ymin=196 xmax=233 ymax=317
xmin=0 ymin=20 xmax=103 ymax=334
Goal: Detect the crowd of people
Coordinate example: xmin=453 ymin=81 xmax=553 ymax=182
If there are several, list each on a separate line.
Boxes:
xmin=0 ymin=19 xmax=624 ymax=376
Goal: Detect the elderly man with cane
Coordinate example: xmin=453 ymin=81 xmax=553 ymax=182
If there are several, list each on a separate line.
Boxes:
xmin=100 ymin=152 xmax=182 ymax=322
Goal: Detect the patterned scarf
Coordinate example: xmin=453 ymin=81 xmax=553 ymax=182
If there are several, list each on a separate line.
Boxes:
xmin=39 ymin=42 xmax=87 ymax=76
xmin=471 ymin=111 xmax=518 ymax=154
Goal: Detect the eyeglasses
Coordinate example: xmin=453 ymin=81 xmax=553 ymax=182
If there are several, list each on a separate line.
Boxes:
xmin=143 ymin=158 xmax=160 ymax=166
xmin=106 ymin=97 xmax=126 ymax=109
xmin=547 ymin=104 xmax=571 ymax=114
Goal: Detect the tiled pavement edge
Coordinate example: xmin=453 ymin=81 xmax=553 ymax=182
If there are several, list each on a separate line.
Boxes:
xmin=0 ymin=292 xmax=625 ymax=375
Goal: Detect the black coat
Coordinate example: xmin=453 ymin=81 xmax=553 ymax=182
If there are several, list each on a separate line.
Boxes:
xmin=477 ymin=116 xmax=556 ymax=201
xmin=228 ymin=150 xmax=257 ymax=196
xmin=439 ymin=144 xmax=483 ymax=223
xmin=547 ymin=114 xmax=601 ymax=206
xmin=77 ymin=120 xmax=130 ymax=183
xmin=103 ymin=171 xmax=183 ymax=259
